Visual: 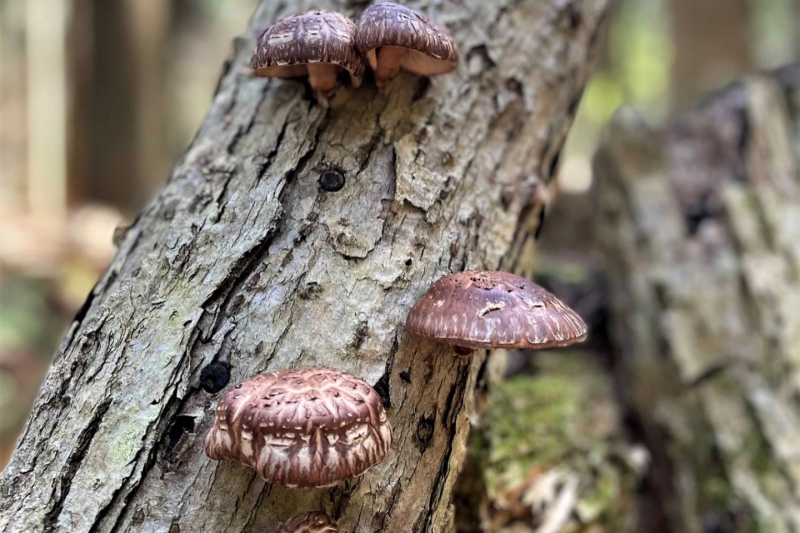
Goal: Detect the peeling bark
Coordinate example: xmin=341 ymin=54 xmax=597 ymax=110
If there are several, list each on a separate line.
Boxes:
xmin=594 ymin=65 xmax=800 ymax=533
xmin=0 ymin=1 xmax=607 ymax=531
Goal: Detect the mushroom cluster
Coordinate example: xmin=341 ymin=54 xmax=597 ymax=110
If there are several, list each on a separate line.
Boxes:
xmin=250 ymin=3 xmax=458 ymax=96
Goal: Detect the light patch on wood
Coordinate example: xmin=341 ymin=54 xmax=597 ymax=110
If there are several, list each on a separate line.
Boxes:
xmin=393 ymin=132 xmax=449 ymax=220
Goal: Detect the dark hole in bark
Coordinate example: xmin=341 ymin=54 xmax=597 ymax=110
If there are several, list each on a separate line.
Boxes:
xmin=399 ymin=369 xmax=411 ymax=383
xmin=415 ymin=415 xmax=434 ymax=452
xmin=500 ymin=186 xmax=513 ymax=211
xmin=166 ymin=415 xmax=196 ymax=454
xmin=373 ymin=372 xmax=391 ymax=409
xmin=199 ymin=362 xmax=231 ymax=394
xmin=412 ymin=76 xmax=431 ymax=102
xmin=685 ymin=202 xmax=720 ymax=235
xmin=319 ymin=169 xmax=346 ymax=192
xmin=505 ymin=77 xmax=523 ymax=95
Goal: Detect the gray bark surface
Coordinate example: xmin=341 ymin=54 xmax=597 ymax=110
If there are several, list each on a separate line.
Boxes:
xmin=594 ymin=65 xmax=800 ymax=532
xmin=0 ymin=1 xmax=607 ymax=531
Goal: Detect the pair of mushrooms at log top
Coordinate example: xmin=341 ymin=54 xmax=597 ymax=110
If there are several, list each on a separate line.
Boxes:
xmin=204 ymin=271 xmax=585 ymax=531
xmin=250 ymin=2 xmax=458 ymax=94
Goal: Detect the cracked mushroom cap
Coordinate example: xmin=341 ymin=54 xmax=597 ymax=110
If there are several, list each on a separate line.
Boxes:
xmin=279 ymin=512 xmax=339 ymax=533
xmin=356 ymin=3 xmax=458 ymax=88
xmin=406 ymin=271 xmax=587 ymax=354
xmin=250 ymin=11 xmax=365 ymax=92
xmin=205 ymin=367 xmax=392 ymax=488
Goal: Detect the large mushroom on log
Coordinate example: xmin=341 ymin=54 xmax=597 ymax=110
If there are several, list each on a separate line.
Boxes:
xmin=205 ymin=367 xmax=392 ymax=487
xmin=406 ymin=271 xmax=587 ymax=357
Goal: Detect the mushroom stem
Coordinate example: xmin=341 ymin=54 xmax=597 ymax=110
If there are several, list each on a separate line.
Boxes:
xmin=451 ymin=345 xmax=473 ymax=358
xmin=374 ymin=46 xmax=407 ymax=90
xmin=307 ymin=63 xmax=339 ymax=94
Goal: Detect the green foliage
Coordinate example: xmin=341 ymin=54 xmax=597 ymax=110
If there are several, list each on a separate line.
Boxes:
xmin=477 ymin=354 xmax=641 ymax=530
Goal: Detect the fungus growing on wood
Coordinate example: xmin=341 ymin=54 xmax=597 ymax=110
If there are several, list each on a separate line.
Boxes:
xmin=355 ymin=2 xmax=458 ymax=90
xmin=406 ymin=270 xmax=587 ymax=357
xmin=251 ymin=11 xmax=365 ymax=95
xmin=205 ymin=367 xmax=392 ymax=487
xmin=279 ymin=512 xmax=338 ymax=533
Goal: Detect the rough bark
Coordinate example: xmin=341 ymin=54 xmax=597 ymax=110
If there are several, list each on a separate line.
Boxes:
xmin=594 ymin=65 xmax=800 ymax=532
xmin=0 ymin=0 xmax=608 ymax=531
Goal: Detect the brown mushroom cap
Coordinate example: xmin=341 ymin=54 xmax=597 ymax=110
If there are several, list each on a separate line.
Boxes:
xmin=355 ymin=3 xmax=458 ymax=82
xmin=278 ymin=512 xmax=338 ymax=533
xmin=250 ymin=11 xmax=365 ymax=90
xmin=406 ymin=271 xmax=587 ymax=353
xmin=205 ymin=367 xmax=392 ymax=488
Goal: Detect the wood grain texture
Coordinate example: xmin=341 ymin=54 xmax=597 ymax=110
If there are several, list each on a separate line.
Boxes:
xmin=594 ymin=66 xmax=800 ymax=533
xmin=0 ymin=1 xmax=608 ymax=531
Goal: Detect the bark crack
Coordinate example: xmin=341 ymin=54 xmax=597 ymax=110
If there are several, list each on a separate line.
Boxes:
xmin=43 ymin=399 xmax=113 ymax=531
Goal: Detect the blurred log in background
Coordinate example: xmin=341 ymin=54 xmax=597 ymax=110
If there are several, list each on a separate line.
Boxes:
xmin=593 ymin=66 xmax=800 ymax=533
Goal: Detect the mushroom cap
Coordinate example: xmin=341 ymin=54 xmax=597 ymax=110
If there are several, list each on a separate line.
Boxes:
xmin=406 ymin=271 xmax=587 ymax=351
xmin=251 ymin=11 xmax=365 ymax=86
xmin=278 ymin=512 xmax=339 ymax=533
xmin=205 ymin=367 xmax=392 ymax=488
xmin=355 ymin=3 xmax=458 ymax=76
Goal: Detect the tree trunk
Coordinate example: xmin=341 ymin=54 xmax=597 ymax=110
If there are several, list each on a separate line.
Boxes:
xmin=593 ymin=65 xmax=800 ymax=532
xmin=670 ymin=0 xmax=749 ymax=111
xmin=0 ymin=1 xmax=608 ymax=531
xmin=0 ymin=0 xmax=29 ymax=210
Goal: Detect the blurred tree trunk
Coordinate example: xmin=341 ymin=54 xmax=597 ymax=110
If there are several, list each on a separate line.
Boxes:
xmin=0 ymin=0 xmax=27 ymax=210
xmin=0 ymin=1 xmax=609 ymax=532
xmin=66 ymin=0 xmax=91 ymax=207
xmin=670 ymin=0 xmax=750 ymax=110
xmin=25 ymin=0 xmax=69 ymax=219
xmin=86 ymin=0 xmax=169 ymax=212
xmin=126 ymin=0 xmax=169 ymax=206
xmin=87 ymin=0 xmax=138 ymax=209
xmin=594 ymin=65 xmax=800 ymax=532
